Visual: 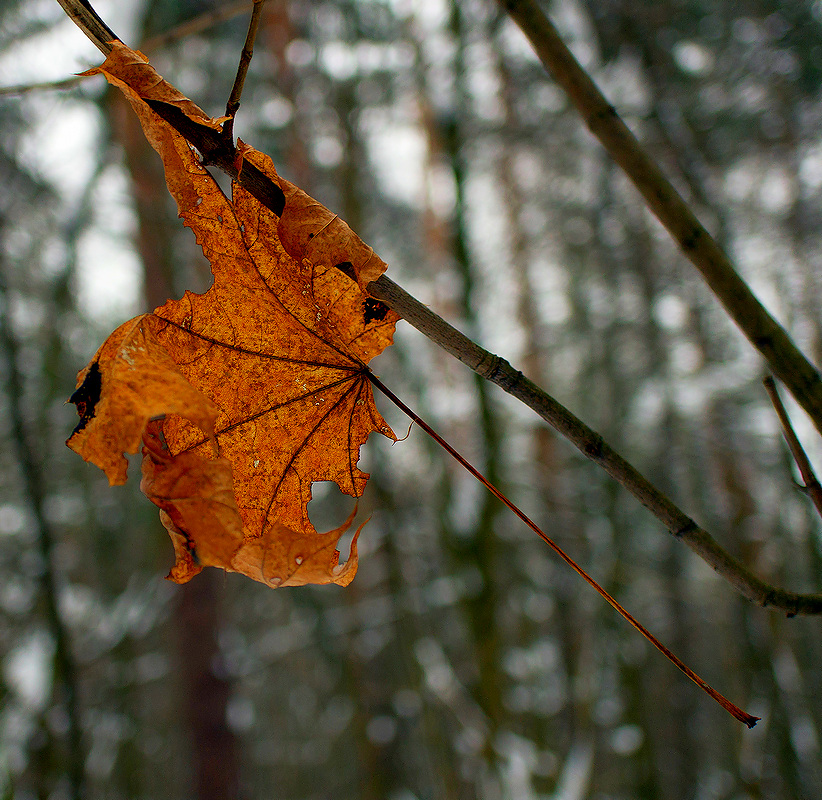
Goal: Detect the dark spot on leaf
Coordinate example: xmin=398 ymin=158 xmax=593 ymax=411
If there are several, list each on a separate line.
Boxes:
xmin=69 ymin=361 xmax=102 ymax=435
xmin=308 ymin=232 xmax=314 ymax=239
xmin=188 ymin=539 xmax=201 ymax=565
xmin=335 ymin=262 xmax=357 ymax=282
xmin=364 ymin=298 xmax=389 ymax=324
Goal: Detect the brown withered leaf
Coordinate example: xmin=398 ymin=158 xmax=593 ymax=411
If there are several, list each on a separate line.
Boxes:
xmin=82 ymin=45 xmax=221 ymax=129
xmin=69 ymin=42 xmax=398 ymax=588
xmin=140 ymin=420 xmax=243 ymax=583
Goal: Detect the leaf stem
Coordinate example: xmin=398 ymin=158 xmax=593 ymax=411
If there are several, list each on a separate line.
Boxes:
xmin=366 ymin=371 xmax=759 ymax=728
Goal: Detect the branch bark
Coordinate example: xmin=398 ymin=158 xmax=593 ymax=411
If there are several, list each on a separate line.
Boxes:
xmin=366 ymin=280 xmax=822 ymax=616
xmin=54 ymin=0 xmax=822 ymax=614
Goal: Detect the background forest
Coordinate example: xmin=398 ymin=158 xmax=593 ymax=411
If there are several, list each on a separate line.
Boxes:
xmin=2 ymin=0 xmax=822 ymax=798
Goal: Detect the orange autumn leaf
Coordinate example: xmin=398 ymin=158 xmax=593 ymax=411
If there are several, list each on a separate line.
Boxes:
xmin=81 ymin=45 xmax=221 ymax=129
xmin=240 ymin=143 xmax=389 ymax=291
xmin=67 ymin=316 xmax=219 ymax=485
xmin=69 ymin=42 xmax=398 ymax=587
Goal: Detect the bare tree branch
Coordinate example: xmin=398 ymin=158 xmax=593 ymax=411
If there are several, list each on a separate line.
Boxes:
xmin=496 ymin=0 xmax=822 ymax=438
xmin=54 ymin=0 xmax=115 ymax=54
xmin=1 ymin=2 xmax=266 ymax=96
xmin=52 ymin=0 xmax=822 ymax=615
xmin=0 ymin=75 xmax=87 ymax=96
xmin=367 ymin=279 xmax=822 ymax=615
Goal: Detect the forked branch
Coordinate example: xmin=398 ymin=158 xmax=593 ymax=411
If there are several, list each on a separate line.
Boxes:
xmin=764 ymin=376 xmax=822 ymax=520
xmin=54 ymin=0 xmax=822 ymax=615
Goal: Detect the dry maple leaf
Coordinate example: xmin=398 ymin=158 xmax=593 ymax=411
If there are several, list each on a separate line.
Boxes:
xmin=68 ymin=42 xmax=398 ymax=587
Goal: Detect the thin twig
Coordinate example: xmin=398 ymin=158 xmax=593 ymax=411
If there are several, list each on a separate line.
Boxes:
xmin=142 ymin=1 xmax=264 ymax=52
xmin=0 ymin=75 xmax=88 ymax=96
xmin=223 ymin=0 xmax=265 ymax=142
xmin=496 ymin=0 xmax=822 ymax=437
xmin=764 ymin=376 xmax=822 ymax=519
xmin=53 ymin=0 xmax=822 ymax=615
xmin=0 ymin=1 xmax=265 ymax=96
xmin=368 ymin=371 xmax=759 ymax=727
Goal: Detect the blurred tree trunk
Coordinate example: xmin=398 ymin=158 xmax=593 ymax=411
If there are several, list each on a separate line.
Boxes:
xmin=494 ymin=23 xmax=594 ymax=787
xmin=0 ymin=234 xmax=85 ymax=800
xmin=441 ymin=0 xmax=505 ymax=747
xmin=631 ymin=217 xmax=699 ymax=797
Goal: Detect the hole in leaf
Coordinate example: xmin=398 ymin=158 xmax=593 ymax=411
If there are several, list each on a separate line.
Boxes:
xmin=307 ymin=480 xmax=355 ymax=533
